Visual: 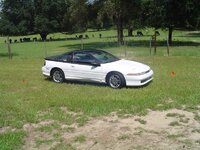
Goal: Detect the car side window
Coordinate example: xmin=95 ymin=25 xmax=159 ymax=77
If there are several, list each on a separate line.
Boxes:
xmin=73 ymin=52 xmax=97 ymax=64
xmin=61 ymin=53 xmax=73 ymax=62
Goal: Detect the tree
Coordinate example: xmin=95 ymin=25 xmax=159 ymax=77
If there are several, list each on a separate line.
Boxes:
xmin=96 ymin=0 xmax=113 ymax=30
xmin=97 ymin=0 xmax=142 ymax=45
xmin=62 ymin=0 xmax=88 ymax=33
xmin=0 ymin=0 xmax=34 ymax=35
xmin=87 ymin=0 xmax=108 ymax=30
xmin=124 ymin=0 xmax=142 ymax=37
xmin=184 ymin=0 xmax=200 ymax=30
xmin=0 ymin=0 xmax=67 ymax=40
xmin=143 ymin=0 xmax=200 ymax=45
xmin=34 ymin=0 xmax=67 ymax=40
xmin=165 ymin=0 xmax=187 ymax=45
xmin=0 ymin=14 xmax=17 ymax=36
xmin=111 ymin=0 xmax=125 ymax=45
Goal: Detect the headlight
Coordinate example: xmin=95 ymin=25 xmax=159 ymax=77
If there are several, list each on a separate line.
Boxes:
xmin=127 ymin=70 xmax=150 ymax=76
xmin=127 ymin=73 xmax=145 ymax=76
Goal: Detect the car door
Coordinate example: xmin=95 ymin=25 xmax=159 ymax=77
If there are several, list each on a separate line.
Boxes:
xmin=70 ymin=52 xmax=104 ymax=82
xmin=57 ymin=53 xmax=75 ymax=79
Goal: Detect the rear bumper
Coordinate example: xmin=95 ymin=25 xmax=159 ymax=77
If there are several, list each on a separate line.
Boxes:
xmin=125 ymin=70 xmax=154 ymax=86
xmin=42 ymin=66 xmax=51 ymax=77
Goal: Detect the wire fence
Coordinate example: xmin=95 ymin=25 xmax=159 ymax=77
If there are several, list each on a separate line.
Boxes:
xmin=0 ymin=33 xmax=200 ymax=60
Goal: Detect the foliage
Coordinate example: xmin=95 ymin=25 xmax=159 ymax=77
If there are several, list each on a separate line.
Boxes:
xmin=0 ymin=0 xmax=199 ymax=42
xmin=142 ymin=0 xmax=200 ymax=45
xmin=95 ymin=0 xmax=143 ymax=44
xmin=0 ymin=0 xmax=34 ymax=35
xmin=87 ymin=0 xmax=107 ymax=29
xmin=34 ymin=0 xmax=67 ymax=40
xmin=96 ymin=0 xmax=114 ymax=29
xmin=0 ymin=0 xmax=67 ymax=40
xmin=63 ymin=0 xmax=88 ymax=33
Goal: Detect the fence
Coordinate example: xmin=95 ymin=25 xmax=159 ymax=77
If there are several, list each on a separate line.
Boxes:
xmin=0 ymin=31 xmax=200 ymax=59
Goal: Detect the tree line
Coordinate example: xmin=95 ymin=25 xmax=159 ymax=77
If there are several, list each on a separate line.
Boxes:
xmin=0 ymin=0 xmax=199 ymax=45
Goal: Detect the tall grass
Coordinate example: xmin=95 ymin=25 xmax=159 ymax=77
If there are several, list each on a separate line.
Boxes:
xmin=0 ymin=29 xmax=200 ymax=149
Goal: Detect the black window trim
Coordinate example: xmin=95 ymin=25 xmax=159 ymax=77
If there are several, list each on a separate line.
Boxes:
xmin=72 ymin=51 xmax=100 ymax=66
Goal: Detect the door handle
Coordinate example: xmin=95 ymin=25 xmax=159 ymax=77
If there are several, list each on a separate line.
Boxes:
xmin=71 ymin=65 xmax=75 ymax=68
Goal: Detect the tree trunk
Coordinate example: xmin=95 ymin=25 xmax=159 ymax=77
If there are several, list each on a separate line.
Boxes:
xmin=128 ymin=27 xmax=133 ymax=36
xmin=117 ymin=16 xmax=124 ymax=45
xmin=168 ymin=26 xmax=173 ymax=46
xmin=40 ymin=33 xmax=47 ymax=41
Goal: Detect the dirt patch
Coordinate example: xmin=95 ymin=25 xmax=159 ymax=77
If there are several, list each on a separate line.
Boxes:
xmin=22 ymin=109 xmax=200 ymax=150
xmin=0 ymin=126 xmax=18 ymax=134
xmin=23 ymin=120 xmax=57 ymax=150
xmin=0 ymin=126 xmax=12 ymax=134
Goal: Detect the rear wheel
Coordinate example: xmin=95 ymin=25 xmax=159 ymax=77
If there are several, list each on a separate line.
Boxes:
xmin=52 ymin=69 xmax=65 ymax=83
xmin=107 ymin=72 xmax=125 ymax=89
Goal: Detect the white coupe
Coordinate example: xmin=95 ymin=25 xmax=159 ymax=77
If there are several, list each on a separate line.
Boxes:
xmin=42 ymin=49 xmax=153 ymax=88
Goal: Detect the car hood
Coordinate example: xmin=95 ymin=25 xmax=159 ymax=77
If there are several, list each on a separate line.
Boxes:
xmin=105 ymin=59 xmax=151 ymax=73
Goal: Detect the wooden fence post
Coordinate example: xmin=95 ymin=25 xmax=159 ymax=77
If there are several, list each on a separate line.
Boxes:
xmin=167 ymin=36 xmax=170 ymax=56
xmin=7 ymin=36 xmax=12 ymax=59
xmin=151 ymin=33 xmax=157 ymax=55
xmin=150 ymin=37 xmax=152 ymax=56
xmin=81 ymin=38 xmax=84 ymax=50
xmin=154 ymin=32 xmax=157 ymax=55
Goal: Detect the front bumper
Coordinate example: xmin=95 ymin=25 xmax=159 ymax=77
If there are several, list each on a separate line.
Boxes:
xmin=125 ymin=70 xmax=154 ymax=86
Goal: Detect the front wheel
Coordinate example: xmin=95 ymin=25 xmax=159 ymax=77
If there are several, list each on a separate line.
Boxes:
xmin=107 ymin=72 xmax=125 ymax=89
xmin=52 ymin=69 xmax=65 ymax=83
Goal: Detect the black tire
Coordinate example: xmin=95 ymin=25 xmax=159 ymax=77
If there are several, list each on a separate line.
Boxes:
xmin=51 ymin=69 xmax=65 ymax=83
xmin=107 ymin=72 xmax=126 ymax=89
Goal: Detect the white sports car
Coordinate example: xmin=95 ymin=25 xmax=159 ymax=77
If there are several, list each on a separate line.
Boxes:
xmin=42 ymin=49 xmax=153 ymax=88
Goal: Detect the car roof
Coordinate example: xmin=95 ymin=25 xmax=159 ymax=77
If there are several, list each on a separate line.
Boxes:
xmin=46 ymin=49 xmax=107 ymax=60
xmin=68 ymin=49 xmax=106 ymax=54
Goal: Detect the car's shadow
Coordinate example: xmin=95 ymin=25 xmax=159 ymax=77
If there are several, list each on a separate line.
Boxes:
xmin=65 ymin=80 xmax=107 ymax=87
xmin=44 ymin=78 xmax=153 ymax=89
xmin=45 ymin=78 xmax=107 ymax=87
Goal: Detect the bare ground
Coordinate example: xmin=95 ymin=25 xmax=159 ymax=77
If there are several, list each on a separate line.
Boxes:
xmin=3 ymin=108 xmax=200 ymax=150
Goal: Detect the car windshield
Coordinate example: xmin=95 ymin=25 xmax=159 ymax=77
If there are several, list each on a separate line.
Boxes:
xmin=90 ymin=51 xmax=120 ymax=63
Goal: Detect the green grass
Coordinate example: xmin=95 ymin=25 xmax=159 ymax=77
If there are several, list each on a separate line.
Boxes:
xmin=0 ymin=29 xmax=200 ymax=149
xmin=135 ymin=118 xmax=147 ymax=125
xmin=117 ymin=134 xmax=130 ymax=140
xmin=166 ymin=113 xmax=185 ymax=118
xmin=36 ymin=123 xmax=60 ymax=133
xmin=0 ymin=131 xmax=26 ymax=150
xmin=35 ymin=139 xmax=54 ymax=148
xmin=169 ymin=121 xmax=181 ymax=126
xmin=73 ymin=135 xmax=86 ymax=143
xmin=192 ymin=129 xmax=200 ymax=133
xmin=51 ymin=143 xmax=76 ymax=150
xmin=167 ymin=134 xmax=184 ymax=139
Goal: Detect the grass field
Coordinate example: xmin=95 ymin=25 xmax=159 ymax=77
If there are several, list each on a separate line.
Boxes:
xmin=0 ymin=29 xmax=200 ymax=149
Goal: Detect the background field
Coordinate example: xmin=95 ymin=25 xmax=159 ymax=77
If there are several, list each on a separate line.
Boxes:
xmin=0 ymin=29 xmax=200 ymax=149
